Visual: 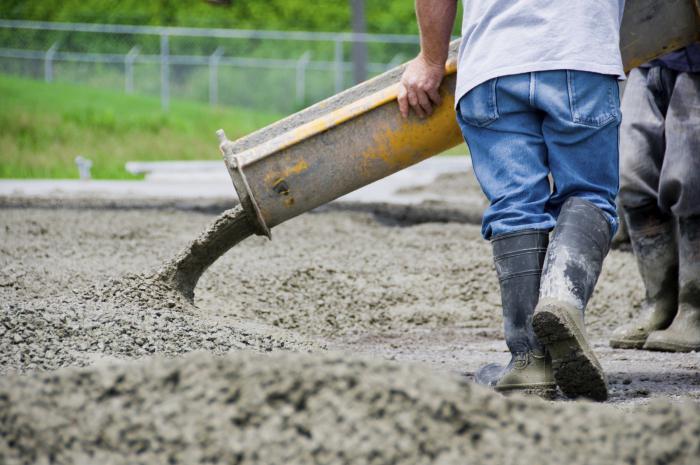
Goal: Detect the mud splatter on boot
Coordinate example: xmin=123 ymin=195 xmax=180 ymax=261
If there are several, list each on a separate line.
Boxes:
xmin=533 ymin=198 xmax=612 ymax=401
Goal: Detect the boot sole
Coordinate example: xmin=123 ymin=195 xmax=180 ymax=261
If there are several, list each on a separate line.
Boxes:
xmin=496 ymin=384 xmax=557 ymax=400
xmin=609 ymin=338 xmax=646 ymax=350
xmin=642 ymin=340 xmax=700 ymax=352
xmin=533 ymin=303 xmax=608 ymax=401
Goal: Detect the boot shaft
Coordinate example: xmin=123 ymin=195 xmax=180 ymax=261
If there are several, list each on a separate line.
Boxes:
xmin=491 ymin=229 xmax=548 ymax=354
xmin=642 ymin=215 xmax=700 ymax=352
xmin=678 ymin=215 xmax=700 ymax=309
xmin=539 ymin=197 xmax=613 ymax=313
xmin=623 ymin=203 xmax=679 ymax=304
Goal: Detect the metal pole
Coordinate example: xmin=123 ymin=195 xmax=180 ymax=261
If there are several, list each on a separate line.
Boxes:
xmin=209 ymin=46 xmax=224 ymax=106
xmin=334 ymin=39 xmax=343 ymax=93
xmin=160 ymin=33 xmax=170 ymax=111
xmin=44 ymin=42 xmax=58 ymax=82
xmin=350 ymin=0 xmax=368 ymax=84
xmin=295 ymin=51 xmax=311 ymax=105
xmin=386 ymin=53 xmax=404 ymax=70
xmin=124 ymin=46 xmax=139 ymax=94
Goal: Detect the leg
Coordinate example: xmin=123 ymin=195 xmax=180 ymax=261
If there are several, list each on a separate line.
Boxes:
xmin=532 ymin=70 xmax=622 ymax=401
xmin=456 ymin=74 xmax=554 ymax=397
xmin=645 ymin=215 xmax=700 ymax=351
xmin=617 ymin=67 xmax=670 ymax=210
xmin=611 ymin=67 xmax=680 ymax=348
xmin=658 ymin=71 xmax=700 ymax=218
xmin=456 ymin=74 xmax=553 ymax=240
xmin=474 ymin=230 xmax=555 ymax=398
xmin=645 ymin=71 xmax=700 ymax=352
xmin=540 ymin=70 xmax=620 ymax=232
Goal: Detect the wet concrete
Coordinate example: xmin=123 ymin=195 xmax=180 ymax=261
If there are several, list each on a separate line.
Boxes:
xmin=156 ymin=205 xmax=255 ymax=301
xmin=2 ymin=350 xmax=699 ymax=465
xmin=1 ymin=195 xmax=699 ymax=463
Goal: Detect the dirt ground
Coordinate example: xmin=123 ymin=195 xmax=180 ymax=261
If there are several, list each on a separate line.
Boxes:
xmin=1 ymin=178 xmax=699 ymax=463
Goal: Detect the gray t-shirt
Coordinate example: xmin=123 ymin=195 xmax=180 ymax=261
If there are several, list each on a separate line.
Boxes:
xmin=456 ymin=0 xmax=626 ymax=105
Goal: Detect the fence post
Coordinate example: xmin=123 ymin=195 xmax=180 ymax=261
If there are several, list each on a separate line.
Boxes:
xmin=350 ymin=0 xmax=368 ymax=84
xmin=386 ymin=53 xmax=404 ymax=70
xmin=295 ymin=51 xmax=311 ymax=105
xmin=334 ymin=38 xmax=343 ymax=94
xmin=160 ymin=33 xmax=170 ymax=111
xmin=209 ymin=46 xmax=225 ymax=106
xmin=124 ymin=46 xmax=140 ymax=94
xmin=44 ymin=42 xmax=58 ymax=82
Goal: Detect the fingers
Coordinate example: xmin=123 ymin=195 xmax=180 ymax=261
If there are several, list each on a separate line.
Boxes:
xmin=416 ymin=90 xmax=433 ymax=116
xmin=397 ymin=84 xmax=409 ymax=119
xmin=427 ymin=86 xmax=442 ymax=107
xmin=408 ymin=90 xmax=426 ymax=118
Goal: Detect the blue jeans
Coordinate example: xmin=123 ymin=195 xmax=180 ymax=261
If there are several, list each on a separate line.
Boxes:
xmin=456 ymin=70 xmax=621 ymax=239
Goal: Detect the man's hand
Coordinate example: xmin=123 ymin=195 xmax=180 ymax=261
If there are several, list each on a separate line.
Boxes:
xmin=397 ymin=53 xmax=445 ymax=119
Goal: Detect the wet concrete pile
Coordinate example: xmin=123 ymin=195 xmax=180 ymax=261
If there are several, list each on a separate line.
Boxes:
xmin=0 ymin=205 xmax=647 ymax=377
xmin=2 ymin=350 xmax=699 ymax=465
xmin=0 ymin=206 xmax=319 ymax=376
xmin=0 ymin=286 xmax=312 ymax=376
xmin=85 ymin=204 xmax=256 ymax=306
xmin=2 ymin=198 xmax=698 ymax=463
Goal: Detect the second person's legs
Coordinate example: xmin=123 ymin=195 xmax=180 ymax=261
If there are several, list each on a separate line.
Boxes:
xmin=612 ymin=67 xmax=679 ymax=349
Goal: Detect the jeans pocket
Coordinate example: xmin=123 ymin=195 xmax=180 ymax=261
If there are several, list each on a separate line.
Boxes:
xmin=566 ymin=70 xmax=620 ymax=128
xmin=458 ymin=78 xmax=499 ymax=127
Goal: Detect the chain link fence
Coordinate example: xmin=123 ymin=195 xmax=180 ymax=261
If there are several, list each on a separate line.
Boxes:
xmin=0 ymin=19 xmax=421 ymax=114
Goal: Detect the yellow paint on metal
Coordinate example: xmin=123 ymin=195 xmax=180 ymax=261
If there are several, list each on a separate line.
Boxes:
xmin=234 ymin=60 xmax=459 ymax=170
xmin=263 ymin=159 xmax=309 ymax=186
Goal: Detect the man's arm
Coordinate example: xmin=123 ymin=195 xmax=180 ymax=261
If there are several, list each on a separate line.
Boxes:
xmin=398 ymin=0 xmax=457 ymax=119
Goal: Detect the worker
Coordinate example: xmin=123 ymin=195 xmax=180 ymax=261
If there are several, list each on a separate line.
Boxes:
xmin=610 ymin=43 xmax=700 ymax=352
xmin=398 ymin=0 xmax=625 ymax=401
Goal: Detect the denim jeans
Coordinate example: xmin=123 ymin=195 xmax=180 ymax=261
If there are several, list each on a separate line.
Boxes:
xmin=618 ymin=67 xmax=700 ymax=217
xmin=456 ymin=70 xmax=621 ymax=239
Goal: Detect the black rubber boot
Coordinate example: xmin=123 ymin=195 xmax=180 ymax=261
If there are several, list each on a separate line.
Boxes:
xmin=475 ymin=230 xmax=555 ymax=398
xmin=533 ymin=197 xmax=612 ymax=401
xmin=644 ymin=215 xmax=700 ymax=352
xmin=610 ymin=203 xmax=678 ymax=349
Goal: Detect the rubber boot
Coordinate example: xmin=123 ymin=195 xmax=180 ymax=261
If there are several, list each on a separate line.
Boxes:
xmin=610 ymin=203 xmax=678 ymax=349
xmin=644 ymin=215 xmax=700 ymax=352
xmin=475 ymin=230 xmax=555 ymax=398
xmin=533 ymin=197 xmax=612 ymax=401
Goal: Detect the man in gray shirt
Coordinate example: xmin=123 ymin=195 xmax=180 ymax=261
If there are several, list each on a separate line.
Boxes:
xmin=398 ymin=0 xmax=625 ymax=401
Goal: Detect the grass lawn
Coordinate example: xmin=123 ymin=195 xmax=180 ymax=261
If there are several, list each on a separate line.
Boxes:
xmin=0 ymin=74 xmax=468 ymax=179
xmin=0 ymin=75 xmax=282 ymax=179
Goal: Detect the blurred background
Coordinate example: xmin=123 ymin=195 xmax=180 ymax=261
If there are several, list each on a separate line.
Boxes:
xmin=0 ymin=0 xmax=464 ymax=180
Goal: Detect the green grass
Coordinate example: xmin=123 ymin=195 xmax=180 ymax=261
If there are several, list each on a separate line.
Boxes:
xmin=0 ymin=74 xmax=282 ymax=179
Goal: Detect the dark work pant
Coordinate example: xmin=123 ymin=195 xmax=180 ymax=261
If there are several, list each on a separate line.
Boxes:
xmin=618 ymin=67 xmax=700 ymax=216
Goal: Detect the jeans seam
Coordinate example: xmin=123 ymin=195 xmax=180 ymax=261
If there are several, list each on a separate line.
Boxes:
xmin=529 ymin=72 xmax=536 ymax=107
xmin=566 ymin=70 xmax=576 ymax=122
xmin=490 ymin=77 xmax=500 ymax=123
